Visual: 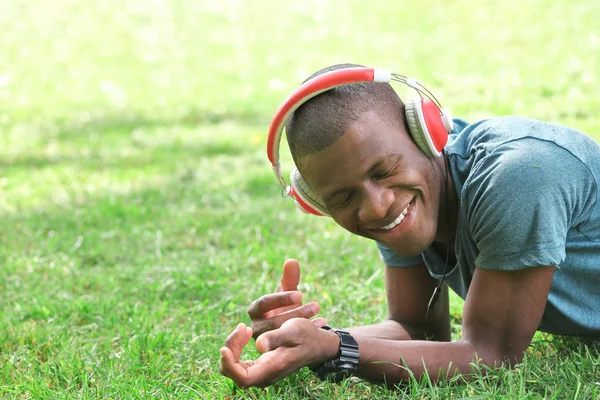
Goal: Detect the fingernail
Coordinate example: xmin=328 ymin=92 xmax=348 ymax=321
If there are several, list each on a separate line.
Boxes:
xmin=256 ymin=338 xmax=271 ymax=354
xmin=314 ymin=319 xmax=325 ymax=328
xmin=310 ymin=303 xmax=319 ymax=314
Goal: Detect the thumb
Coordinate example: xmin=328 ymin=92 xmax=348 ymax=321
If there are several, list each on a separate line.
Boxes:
xmin=255 ymin=323 xmax=296 ymax=354
xmin=224 ymin=323 xmax=253 ymax=362
xmin=278 ymin=259 xmax=300 ymax=292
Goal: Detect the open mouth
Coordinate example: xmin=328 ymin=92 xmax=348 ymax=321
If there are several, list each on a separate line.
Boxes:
xmin=380 ymin=200 xmax=413 ymax=231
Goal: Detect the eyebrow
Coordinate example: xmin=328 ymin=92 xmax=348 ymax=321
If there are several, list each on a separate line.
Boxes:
xmin=367 ymin=160 xmax=384 ymax=175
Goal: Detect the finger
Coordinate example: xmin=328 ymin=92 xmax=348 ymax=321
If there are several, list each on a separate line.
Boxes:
xmin=312 ymin=317 xmax=327 ymax=328
xmin=270 ymin=302 xmax=319 ymax=325
xmin=255 ymin=321 xmax=301 ymax=354
xmin=252 ymin=302 xmax=320 ymax=339
xmin=219 ymin=347 xmax=249 ymax=385
xmin=224 ymin=323 xmax=253 ymax=362
xmin=224 ymin=348 xmax=284 ymax=389
xmin=248 ymin=291 xmax=302 ymax=319
xmin=277 ymin=259 xmax=300 ymax=292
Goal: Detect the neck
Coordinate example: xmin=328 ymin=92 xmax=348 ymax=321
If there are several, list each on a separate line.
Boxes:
xmin=434 ymin=152 xmax=458 ymax=248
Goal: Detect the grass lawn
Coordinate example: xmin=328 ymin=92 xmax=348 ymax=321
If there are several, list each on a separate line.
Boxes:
xmin=1 ymin=0 xmax=599 ymax=398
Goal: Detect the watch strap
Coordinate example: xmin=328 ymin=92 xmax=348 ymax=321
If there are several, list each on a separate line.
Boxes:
xmin=309 ymin=326 xmax=359 ymax=382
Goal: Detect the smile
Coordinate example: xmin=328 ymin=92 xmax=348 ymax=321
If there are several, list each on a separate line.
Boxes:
xmin=381 ymin=202 xmax=411 ymax=230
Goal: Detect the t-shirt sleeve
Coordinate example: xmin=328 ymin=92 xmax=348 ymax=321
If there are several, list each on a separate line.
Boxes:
xmin=376 ymin=241 xmax=424 ymax=267
xmin=464 ymin=138 xmax=596 ymax=270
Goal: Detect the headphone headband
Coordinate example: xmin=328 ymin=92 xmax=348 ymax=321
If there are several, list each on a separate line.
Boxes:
xmin=267 ymin=68 xmax=393 ymax=186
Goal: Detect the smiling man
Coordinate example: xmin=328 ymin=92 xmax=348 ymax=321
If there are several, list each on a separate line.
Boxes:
xmin=219 ymin=64 xmax=600 ymax=388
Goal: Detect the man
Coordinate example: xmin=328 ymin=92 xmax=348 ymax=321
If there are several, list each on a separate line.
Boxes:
xmin=219 ymin=64 xmax=600 ymax=388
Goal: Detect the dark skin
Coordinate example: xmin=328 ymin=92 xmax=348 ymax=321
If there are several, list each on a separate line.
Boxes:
xmin=219 ymin=110 xmax=555 ymax=388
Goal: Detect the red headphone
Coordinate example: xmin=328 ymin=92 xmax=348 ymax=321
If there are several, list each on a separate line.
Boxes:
xmin=267 ymin=67 xmax=454 ymax=216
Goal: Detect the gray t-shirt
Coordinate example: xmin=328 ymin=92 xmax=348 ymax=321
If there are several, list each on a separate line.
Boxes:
xmin=377 ymin=116 xmax=600 ymax=336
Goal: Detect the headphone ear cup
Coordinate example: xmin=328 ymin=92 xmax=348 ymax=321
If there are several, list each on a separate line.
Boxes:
xmin=405 ymin=98 xmax=436 ymax=158
xmin=290 ymin=168 xmax=330 ymax=216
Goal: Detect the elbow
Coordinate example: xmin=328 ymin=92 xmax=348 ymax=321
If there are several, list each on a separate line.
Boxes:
xmin=462 ymin=338 xmax=527 ymax=370
xmin=385 ymin=318 xmax=428 ymax=340
xmin=420 ymin=318 xmax=452 ymax=342
xmin=386 ymin=318 xmax=448 ymax=341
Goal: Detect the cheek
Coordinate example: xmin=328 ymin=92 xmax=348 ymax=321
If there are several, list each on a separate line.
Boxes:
xmin=416 ymin=160 xmax=440 ymax=197
xmin=419 ymin=164 xmax=442 ymax=223
xmin=429 ymin=160 xmax=439 ymax=181
xmin=330 ymin=213 xmax=357 ymax=234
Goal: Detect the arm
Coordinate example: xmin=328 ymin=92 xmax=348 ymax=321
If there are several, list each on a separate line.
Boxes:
xmin=347 ymin=264 xmax=450 ymax=342
xmin=246 ymin=260 xmax=449 ymax=342
xmin=219 ymin=261 xmax=450 ymax=387
xmin=352 ymin=264 xmax=554 ymax=383
xmin=220 ymin=264 xmax=554 ymax=388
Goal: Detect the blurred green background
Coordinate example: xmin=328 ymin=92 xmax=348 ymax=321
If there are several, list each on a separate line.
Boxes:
xmin=0 ymin=0 xmax=598 ymax=398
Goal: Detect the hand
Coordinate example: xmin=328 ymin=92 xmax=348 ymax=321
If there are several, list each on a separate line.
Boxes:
xmin=248 ymin=259 xmax=326 ymax=338
xmin=219 ymin=318 xmax=338 ymax=389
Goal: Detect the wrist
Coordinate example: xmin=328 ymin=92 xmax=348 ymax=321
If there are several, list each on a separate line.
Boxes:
xmin=310 ymin=326 xmax=360 ymax=382
xmin=319 ymin=328 xmax=341 ymax=363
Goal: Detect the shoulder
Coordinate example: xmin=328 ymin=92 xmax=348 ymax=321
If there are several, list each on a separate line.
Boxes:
xmin=462 ymin=134 xmax=596 ymax=221
xmin=467 ymin=136 xmax=577 ymax=191
xmin=449 ymin=116 xmax=600 ymax=198
xmin=458 ymin=134 xmax=597 ymax=270
xmin=448 ymin=117 xmax=600 ymax=270
xmin=449 ymin=116 xmax=600 ymax=162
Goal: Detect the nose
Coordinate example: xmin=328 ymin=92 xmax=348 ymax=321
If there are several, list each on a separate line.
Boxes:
xmin=357 ymin=185 xmax=394 ymax=222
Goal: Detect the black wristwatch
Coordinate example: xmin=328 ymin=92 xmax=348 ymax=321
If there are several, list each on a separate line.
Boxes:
xmin=309 ymin=326 xmax=360 ymax=382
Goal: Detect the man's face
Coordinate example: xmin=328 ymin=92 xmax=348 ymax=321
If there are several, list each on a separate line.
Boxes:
xmin=299 ymin=110 xmax=443 ymax=257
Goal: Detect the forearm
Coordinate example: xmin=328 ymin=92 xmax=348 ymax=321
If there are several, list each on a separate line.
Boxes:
xmin=346 ymin=318 xmax=450 ymax=342
xmin=345 ymin=282 xmax=451 ymax=342
xmin=353 ymin=336 xmax=484 ymax=385
xmin=346 ymin=320 xmax=423 ymax=341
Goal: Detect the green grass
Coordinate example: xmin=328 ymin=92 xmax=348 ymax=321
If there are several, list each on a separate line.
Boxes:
xmin=1 ymin=0 xmax=599 ymax=398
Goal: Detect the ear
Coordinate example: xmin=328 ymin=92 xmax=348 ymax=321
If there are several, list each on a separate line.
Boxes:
xmin=290 ymin=168 xmax=330 ymax=216
xmin=404 ymin=98 xmax=450 ymax=158
xmin=405 ymin=98 xmax=437 ymax=157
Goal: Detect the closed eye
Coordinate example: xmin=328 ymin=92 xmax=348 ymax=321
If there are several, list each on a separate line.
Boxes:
xmin=373 ymin=167 xmax=395 ymax=180
xmin=328 ymin=192 xmax=353 ymax=209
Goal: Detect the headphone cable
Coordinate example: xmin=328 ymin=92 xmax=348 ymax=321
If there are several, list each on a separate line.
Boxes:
xmin=427 ymin=151 xmax=451 ymax=316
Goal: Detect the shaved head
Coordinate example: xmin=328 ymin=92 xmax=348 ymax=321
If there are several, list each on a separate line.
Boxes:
xmin=285 ymin=63 xmax=409 ymax=169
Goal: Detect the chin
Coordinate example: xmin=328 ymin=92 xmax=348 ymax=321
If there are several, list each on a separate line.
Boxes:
xmin=380 ymin=234 xmax=434 ymax=258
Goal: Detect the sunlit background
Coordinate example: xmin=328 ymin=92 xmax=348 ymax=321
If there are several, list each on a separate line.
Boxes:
xmin=0 ymin=0 xmax=598 ymax=397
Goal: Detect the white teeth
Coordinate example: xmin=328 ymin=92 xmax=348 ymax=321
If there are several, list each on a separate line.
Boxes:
xmin=381 ymin=204 xmax=410 ymax=230
xmin=381 ymin=214 xmax=403 ymax=230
